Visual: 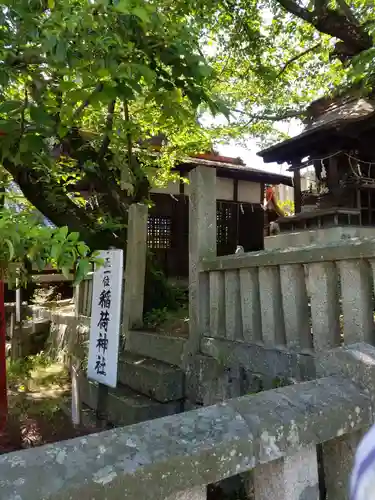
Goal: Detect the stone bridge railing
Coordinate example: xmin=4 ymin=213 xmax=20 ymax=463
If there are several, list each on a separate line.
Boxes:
xmin=2 ymin=342 xmax=375 ymax=500
xmin=199 ymin=238 xmax=375 ymax=355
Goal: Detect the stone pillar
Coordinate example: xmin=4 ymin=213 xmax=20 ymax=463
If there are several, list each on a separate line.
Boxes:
xmin=209 ymin=271 xmax=225 ymax=338
xmin=316 ymin=343 xmax=375 ymax=500
xmin=165 ymin=486 xmax=207 ymax=500
xmin=224 ymin=270 xmax=242 ymax=341
xmin=187 ymin=166 xmax=216 ymax=355
xmin=239 ymin=268 xmax=262 ymax=343
xmin=253 ymin=446 xmax=319 ymax=500
xmin=307 ymin=262 xmax=341 ymax=351
xmin=122 ymin=203 xmax=148 ymax=333
xmin=339 ymin=260 xmax=374 ymax=345
xmin=323 ymin=431 xmax=364 ymax=500
xmin=280 ymin=264 xmax=311 ymax=350
xmin=258 ymin=266 xmax=286 ymax=346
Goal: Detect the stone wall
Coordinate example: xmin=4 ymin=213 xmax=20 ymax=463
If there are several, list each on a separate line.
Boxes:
xmin=1 ymin=342 xmax=375 ymax=500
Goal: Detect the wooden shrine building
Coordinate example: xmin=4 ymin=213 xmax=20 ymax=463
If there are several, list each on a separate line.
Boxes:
xmin=72 ymin=152 xmax=292 ymax=279
xmin=258 ymin=92 xmax=375 ymax=247
xmin=148 ymin=154 xmax=292 ymax=278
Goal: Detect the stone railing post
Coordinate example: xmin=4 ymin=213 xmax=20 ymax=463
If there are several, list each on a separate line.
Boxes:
xmin=339 ymin=260 xmax=374 ymax=345
xmin=307 ymin=262 xmax=341 ymax=351
xmin=258 ymin=266 xmax=285 ymax=346
xmin=253 ymin=446 xmax=319 ymax=500
xmin=280 ymin=264 xmax=311 ymax=350
xmin=122 ymin=203 xmax=148 ymax=334
xmin=184 ymin=166 xmax=216 ymax=397
xmin=187 ymin=166 xmax=216 ymax=349
xmin=166 ymin=486 xmax=207 ymax=500
xmin=317 ymin=342 xmax=375 ymax=499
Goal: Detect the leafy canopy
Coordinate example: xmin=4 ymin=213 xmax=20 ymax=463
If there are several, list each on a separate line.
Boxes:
xmin=0 ymin=0 xmax=373 ymax=253
xmin=0 ymin=207 xmax=100 ymax=286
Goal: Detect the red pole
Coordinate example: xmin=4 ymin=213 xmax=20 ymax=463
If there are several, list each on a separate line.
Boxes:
xmin=0 ymin=279 xmax=7 ymax=431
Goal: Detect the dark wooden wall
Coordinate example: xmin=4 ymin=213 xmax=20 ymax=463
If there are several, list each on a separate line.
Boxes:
xmin=148 ymin=194 xmax=264 ymax=278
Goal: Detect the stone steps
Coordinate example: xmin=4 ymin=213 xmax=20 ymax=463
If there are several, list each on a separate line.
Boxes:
xmin=80 ymin=376 xmax=182 ymax=427
xmin=125 ymin=330 xmax=186 ymax=367
xmin=118 ymin=352 xmax=184 ymax=403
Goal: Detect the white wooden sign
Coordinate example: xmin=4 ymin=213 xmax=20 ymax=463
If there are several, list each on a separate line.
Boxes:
xmin=87 ymin=249 xmax=123 ymax=388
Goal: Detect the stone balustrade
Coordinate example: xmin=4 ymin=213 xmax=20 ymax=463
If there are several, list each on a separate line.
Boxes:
xmin=200 ymin=238 xmax=375 ymax=353
xmin=1 ymin=342 xmax=375 ymax=500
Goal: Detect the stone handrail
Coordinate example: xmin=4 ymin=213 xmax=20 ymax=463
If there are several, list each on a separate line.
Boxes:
xmin=201 ymin=238 xmax=375 ymax=272
xmin=197 ymin=238 xmax=375 ymax=352
xmin=1 ymin=343 xmax=374 ymax=500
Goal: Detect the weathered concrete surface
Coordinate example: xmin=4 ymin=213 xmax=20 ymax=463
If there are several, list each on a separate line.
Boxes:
xmin=118 ymin=352 xmax=184 ymax=403
xmin=122 ymin=203 xmax=148 ymax=332
xmin=200 ymin=337 xmax=315 ymax=382
xmin=201 ymin=236 xmax=375 ymax=272
xmin=258 ymin=266 xmax=285 ymax=346
xmin=264 ymin=226 xmax=375 ymax=250
xmin=80 ymin=376 xmax=182 ymax=426
xmin=166 ymin=486 xmax=207 ymax=500
xmin=322 ymin=430 xmax=365 ymax=500
xmin=339 ymin=260 xmax=375 ymax=345
xmin=224 ymin=270 xmax=242 ymax=341
xmin=307 ymin=262 xmax=341 ymax=351
xmin=280 ymin=264 xmax=311 ymax=351
xmin=0 ymin=374 xmax=370 ymax=500
xmin=47 ymin=312 xmax=89 ymax=362
xmin=125 ymin=330 xmax=186 ymax=368
xmin=187 ymin=165 xmax=216 ymax=359
xmin=239 ymin=268 xmax=262 ymax=343
xmin=316 ymin=343 xmax=375 ymax=499
xmin=253 ymin=446 xmax=319 ymax=500
xmin=316 ymin=342 xmax=375 ymax=399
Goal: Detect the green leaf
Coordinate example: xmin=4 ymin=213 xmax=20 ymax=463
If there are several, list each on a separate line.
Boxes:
xmin=19 ymin=134 xmax=45 ymax=153
xmin=97 ymin=68 xmax=110 ymax=78
xmin=29 ymin=106 xmax=54 ymax=127
xmin=61 ymin=266 xmax=71 ymax=279
xmin=0 ymin=72 xmax=9 ymax=87
xmin=58 ymin=226 xmax=69 ymax=239
xmin=67 ymin=231 xmax=80 ymax=243
xmin=0 ymin=101 xmax=23 ymax=114
xmin=74 ymin=258 xmax=91 ymax=284
xmin=48 ymin=0 xmax=55 ymax=9
xmin=50 ymin=243 xmax=61 ymax=260
xmin=77 ymin=242 xmax=88 ymax=257
xmin=4 ymin=239 xmax=14 ymax=260
xmin=132 ymin=7 xmax=150 ymax=23
xmin=113 ymin=0 xmax=130 ymax=14
xmin=55 ymin=40 xmax=67 ymax=62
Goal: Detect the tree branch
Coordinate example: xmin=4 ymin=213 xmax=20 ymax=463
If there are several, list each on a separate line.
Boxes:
xmin=2 ymin=158 xmax=123 ymax=249
xmin=277 ymin=42 xmax=321 ymax=77
xmin=17 ymin=85 xmax=28 ymax=149
xmin=72 ymin=82 xmax=104 ymax=120
xmin=275 ymin=0 xmax=313 ymax=23
xmin=336 ymin=0 xmax=360 ymax=26
xmin=98 ymin=99 xmax=116 ymax=163
xmin=233 ymin=109 xmax=304 ymax=121
xmin=276 ymin=0 xmax=372 ymax=54
xmin=123 ymin=100 xmax=133 ymax=177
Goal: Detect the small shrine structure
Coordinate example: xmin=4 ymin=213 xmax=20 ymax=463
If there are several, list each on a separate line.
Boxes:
xmin=258 ymin=91 xmax=375 ymax=249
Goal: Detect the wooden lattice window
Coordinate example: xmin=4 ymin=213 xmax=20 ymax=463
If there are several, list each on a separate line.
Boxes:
xmin=147 ymin=215 xmax=172 ymax=249
xmin=217 ymin=203 xmax=233 ymax=247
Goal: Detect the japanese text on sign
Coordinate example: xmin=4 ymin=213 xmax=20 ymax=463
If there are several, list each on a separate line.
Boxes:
xmin=87 ymin=250 xmax=123 ymax=388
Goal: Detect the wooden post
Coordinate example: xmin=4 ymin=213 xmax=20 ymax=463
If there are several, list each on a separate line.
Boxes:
xmin=122 ymin=203 xmax=148 ymax=334
xmin=293 ymin=169 xmax=302 ymax=214
xmin=0 ymin=280 xmax=7 ymax=431
xmin=11 ymin=278 xmax=22 ymax=361
xmin=71 ymin=357 xmax=81 ymax=427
